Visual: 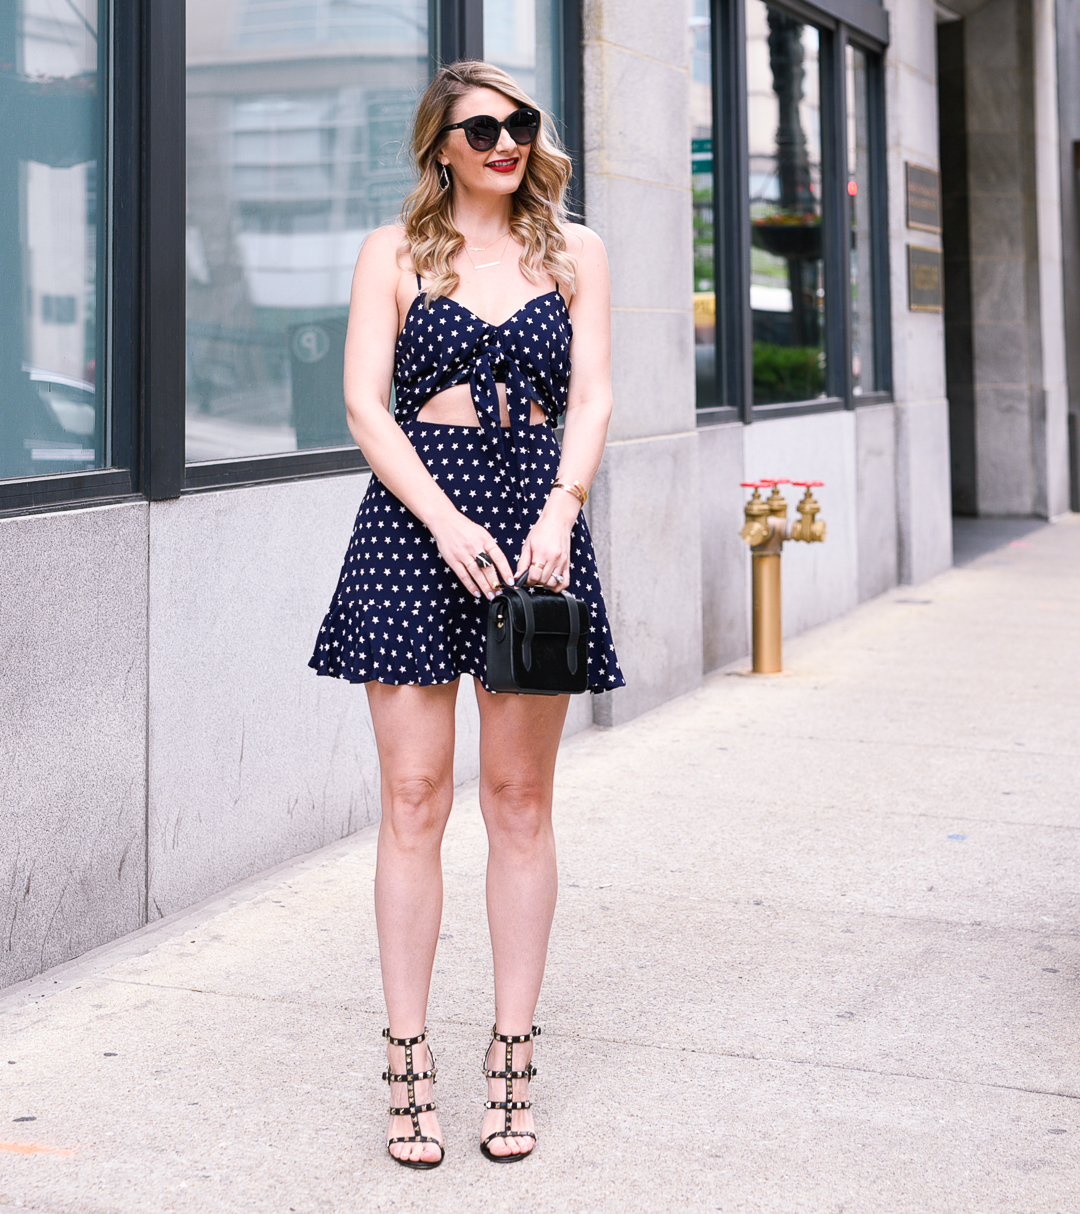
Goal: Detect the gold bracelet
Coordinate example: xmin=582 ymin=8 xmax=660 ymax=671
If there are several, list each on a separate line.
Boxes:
xmin=551 ymin=479 xmax=588 ymax=507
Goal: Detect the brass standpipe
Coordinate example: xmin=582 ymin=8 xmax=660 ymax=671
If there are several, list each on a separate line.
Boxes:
xmin=739 ymin=478 xmax=827 ymax=673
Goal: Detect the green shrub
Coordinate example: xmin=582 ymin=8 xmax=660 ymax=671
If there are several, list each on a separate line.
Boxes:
xmin=752 ymin=342 xmax=825 ymax=404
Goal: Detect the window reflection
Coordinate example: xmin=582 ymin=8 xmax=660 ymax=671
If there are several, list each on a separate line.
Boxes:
xmin=690 ymin=0 xmax=716 ymax=407
xmin=483 ymin=0 xmax=562 ymax=123
xmin=847 ymin=44 xmax=877 ymax=394
xmin=747 ymin=0 xmax=826 ymax=405
xmin=0 ymin=0 xmax=105 ymax=480
xmin=185 ymin=0 xmax=429 ymax=462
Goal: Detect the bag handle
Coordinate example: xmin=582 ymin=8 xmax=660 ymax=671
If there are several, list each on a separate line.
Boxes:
xmin=497 ymin=572 xmax=581 ymax=677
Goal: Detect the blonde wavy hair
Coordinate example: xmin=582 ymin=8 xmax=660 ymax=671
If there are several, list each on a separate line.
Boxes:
xmin=401 ymin=60 xmax=577 ymax=306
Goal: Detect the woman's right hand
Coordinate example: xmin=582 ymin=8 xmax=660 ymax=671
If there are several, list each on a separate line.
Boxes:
xmin=429 ymin=512 xmax=514 ymax=600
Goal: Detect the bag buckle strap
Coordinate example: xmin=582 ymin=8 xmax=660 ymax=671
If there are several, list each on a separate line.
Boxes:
xmin=509 ymin=587 xmax=537 ymax=670
xmin=561 ymin=591 xmax=580 ymax=674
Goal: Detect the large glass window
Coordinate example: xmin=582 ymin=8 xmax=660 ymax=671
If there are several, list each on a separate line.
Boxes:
xmin=690 ymin=0 xmax=716 ymax=406
xmin=185 ymin=0 xmax=430 ymax=463
xmin=846 ymin=43 xmax=880 ymax=395
xmin=0 ymin=1 xmax=107 ymax=481
xmin=746 ymin=0 xmax=826 ymax=406
xmin=692 ymin=0 xmax=888 ymax=416
xmin=483 ymin=0 xmax=563 ymax=124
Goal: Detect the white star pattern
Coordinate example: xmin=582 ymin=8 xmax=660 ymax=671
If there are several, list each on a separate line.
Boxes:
xmin=308 ymin=290 xmax=623 ymax=692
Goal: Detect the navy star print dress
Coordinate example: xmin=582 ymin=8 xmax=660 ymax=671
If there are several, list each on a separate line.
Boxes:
xmin=309 ymin=273 xmax=625 ymax=694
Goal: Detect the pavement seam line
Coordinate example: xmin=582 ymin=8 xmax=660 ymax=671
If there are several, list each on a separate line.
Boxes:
xmin=555 ymin=1035 xmax=1080 ymax=1103
xmin=887 ymin=810 xmax=1080 ymax=832
xmin=748 ymin=731 xmax=1080 ymax=760
xmin=57 ymin=981 xmax=1080 ymax=1106
xmin=561 ymin=886 xmax=1080 ymax=937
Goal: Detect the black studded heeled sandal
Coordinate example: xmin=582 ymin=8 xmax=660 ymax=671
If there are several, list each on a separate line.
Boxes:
xmin=382 ymin=1027 xmax=444 ymax=1170
xmin=480 ymin=1024 xmax=540 ymax=1163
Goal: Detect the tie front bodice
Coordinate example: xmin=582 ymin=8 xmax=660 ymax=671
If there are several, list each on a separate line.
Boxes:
xmin=393 ymin=289 xmax=572 ymax=505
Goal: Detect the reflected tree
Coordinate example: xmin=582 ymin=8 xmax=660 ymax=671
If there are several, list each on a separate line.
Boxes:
xmin=765 ymin=9 xmax=819 ymax=350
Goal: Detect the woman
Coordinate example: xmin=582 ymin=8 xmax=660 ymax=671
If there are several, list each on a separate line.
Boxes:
xmin=310 ymin=60 xmax=624 ymax=1168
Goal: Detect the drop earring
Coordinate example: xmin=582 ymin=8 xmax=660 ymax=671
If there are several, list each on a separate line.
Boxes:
xmin=438 ymin=164 xmax=450 ymax=191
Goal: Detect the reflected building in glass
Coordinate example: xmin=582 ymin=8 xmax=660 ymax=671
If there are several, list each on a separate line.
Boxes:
xmin=846 ymin=43 xmax=878 ymax=395
xmin=185 ymin=0 xmax=429 ymax=462
xmin=746 ymin=0 xmax=826 ymax=406
xmin=690 ymin=0 xmax=716 ymax=407
xmin=483 ymin=0 xmax=564 ymax=125
xmin=0 ymin=0 xmax=104 ymax=480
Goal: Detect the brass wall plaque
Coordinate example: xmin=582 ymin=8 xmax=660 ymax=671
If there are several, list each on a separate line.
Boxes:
xmin=905 ymin=163 xmax=941 ymax=232
xmin=907 ymin=245 xmax=943 ymax=312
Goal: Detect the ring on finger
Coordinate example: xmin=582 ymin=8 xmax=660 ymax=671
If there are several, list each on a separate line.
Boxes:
xmin=475 ymin=551 xmax=494 ymax=570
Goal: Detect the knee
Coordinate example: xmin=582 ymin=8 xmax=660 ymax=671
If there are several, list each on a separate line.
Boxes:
xmin=383 ymin=775 xmax=449 ymax=847
xmin=484 ymin=777 xmax=550 ymax=849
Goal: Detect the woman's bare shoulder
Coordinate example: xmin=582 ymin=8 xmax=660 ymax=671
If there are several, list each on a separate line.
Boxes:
xmin=561 ymin=223 xmax=608 ymax=297
xmin=358 ymin=224 xmax=412 ymax=273
xmin=561 ymin=222 xmax=606 ymax=259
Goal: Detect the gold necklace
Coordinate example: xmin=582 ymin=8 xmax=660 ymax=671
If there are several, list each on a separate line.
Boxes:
xmin=463 ymin=230 xmax=512 ymax=270
xmin=463 ymin=229 xmax=510 ymax=251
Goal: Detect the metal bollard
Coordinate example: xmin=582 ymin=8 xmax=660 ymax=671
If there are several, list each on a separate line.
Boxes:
xmin=739 ymin=479 xmax=826 ymax=673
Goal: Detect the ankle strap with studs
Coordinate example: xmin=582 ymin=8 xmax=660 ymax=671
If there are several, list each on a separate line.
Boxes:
xmin=383 ymin=1027 xmax=428 ymax=1047
xmin=490 ymin=1024 xmax=541 ymax=1044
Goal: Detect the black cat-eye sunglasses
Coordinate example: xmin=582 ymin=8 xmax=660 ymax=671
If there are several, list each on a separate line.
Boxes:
xmin=439 ymin=107 xmax=541 ymax=152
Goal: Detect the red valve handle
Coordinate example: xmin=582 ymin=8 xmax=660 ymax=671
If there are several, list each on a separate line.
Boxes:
xmin=792 ymin=480 xmax=825 ymax=487
xmin=758 ymin=477 xmax=791 ymax=486
xmin=740 ymin=480 xmax=765 ymax=488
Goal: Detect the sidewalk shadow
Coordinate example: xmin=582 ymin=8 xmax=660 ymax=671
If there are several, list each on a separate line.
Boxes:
xmin=952 ymin=515 xmax=1048 ymax=565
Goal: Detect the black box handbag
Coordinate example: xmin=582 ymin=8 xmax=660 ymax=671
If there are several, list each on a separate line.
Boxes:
xmin=486 ymin=573 xmax=590 ymax=695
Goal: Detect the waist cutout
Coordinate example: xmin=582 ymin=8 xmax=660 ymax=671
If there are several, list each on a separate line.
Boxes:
xmin=414 ymin=382 xmax=547 ymax=429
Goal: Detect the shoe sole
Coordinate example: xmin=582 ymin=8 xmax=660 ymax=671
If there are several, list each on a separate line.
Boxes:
xmin=480 ymin=1142 xmax=535 ymax=1163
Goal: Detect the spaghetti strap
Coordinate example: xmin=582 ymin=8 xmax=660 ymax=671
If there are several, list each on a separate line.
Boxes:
xmin=415 ymin=271 xmax=422 ymax=291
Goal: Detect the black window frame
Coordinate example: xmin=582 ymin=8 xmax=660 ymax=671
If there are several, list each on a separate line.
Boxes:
xmin=696 ymin=0 xmax=890 ymax=428
xmin=0 ymin=0 xmax=136 ymax=517
xmin=0 ymin=0 xmax=584 ymax=515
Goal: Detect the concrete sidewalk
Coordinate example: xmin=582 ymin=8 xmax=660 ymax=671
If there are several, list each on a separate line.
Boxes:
xmin=2 ymin=517 xmax=1078 ymax=1214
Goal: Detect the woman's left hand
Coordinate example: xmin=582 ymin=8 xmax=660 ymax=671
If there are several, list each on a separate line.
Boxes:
xmin=517 ymin=510 xmax=575 ymax=589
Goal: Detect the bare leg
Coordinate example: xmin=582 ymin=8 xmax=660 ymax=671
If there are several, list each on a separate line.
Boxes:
xmin=368 ymin=678 xmax=459 ymax=1165
xmin=474 ymin=681 xmax=569 ymax=1157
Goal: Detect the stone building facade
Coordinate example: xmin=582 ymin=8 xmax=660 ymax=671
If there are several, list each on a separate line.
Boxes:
xmin=1 ymin=0 xmax=1074 ymax=988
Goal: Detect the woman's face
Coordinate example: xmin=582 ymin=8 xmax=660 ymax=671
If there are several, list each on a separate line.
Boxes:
xmin=437 ymin=87 xmax=532 ymax=198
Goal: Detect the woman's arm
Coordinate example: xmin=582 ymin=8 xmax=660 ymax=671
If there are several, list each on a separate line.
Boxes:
xmin=516 ymin=225 xmax=614 ymax=585
xmin=342 ymin=226 xmax=514 ymax=597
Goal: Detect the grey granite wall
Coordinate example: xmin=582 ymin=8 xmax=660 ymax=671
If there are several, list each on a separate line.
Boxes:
xmin=884 ymin=0 xmax=953 ymax=577
xmin=699 ymin=423 xmax=748 ymax=672
xmin=963 ymin=0 xmax=1070 ymax=516
xmin=1057 ymin=0 xmax=1080 ymax=509
xmin=0 ymin=503 xmax=149 ymax=987
xmin=583 ymin=0 xmax=703 ymax=725
xmin=855 ymin=404 xmax=900 ymax=602
xmin=145 ymin=476 xmax=382 ymax=917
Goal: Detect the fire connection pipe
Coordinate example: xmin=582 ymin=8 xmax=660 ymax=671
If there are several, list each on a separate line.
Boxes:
xmin=739 ymin=479 xmax=827 ymax=673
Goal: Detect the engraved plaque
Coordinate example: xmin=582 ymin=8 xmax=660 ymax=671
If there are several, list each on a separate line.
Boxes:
xmin=906 ymin=163 xmax=941 ymax=233
xmin=907 ymin=245 xmax=943 ymax=312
